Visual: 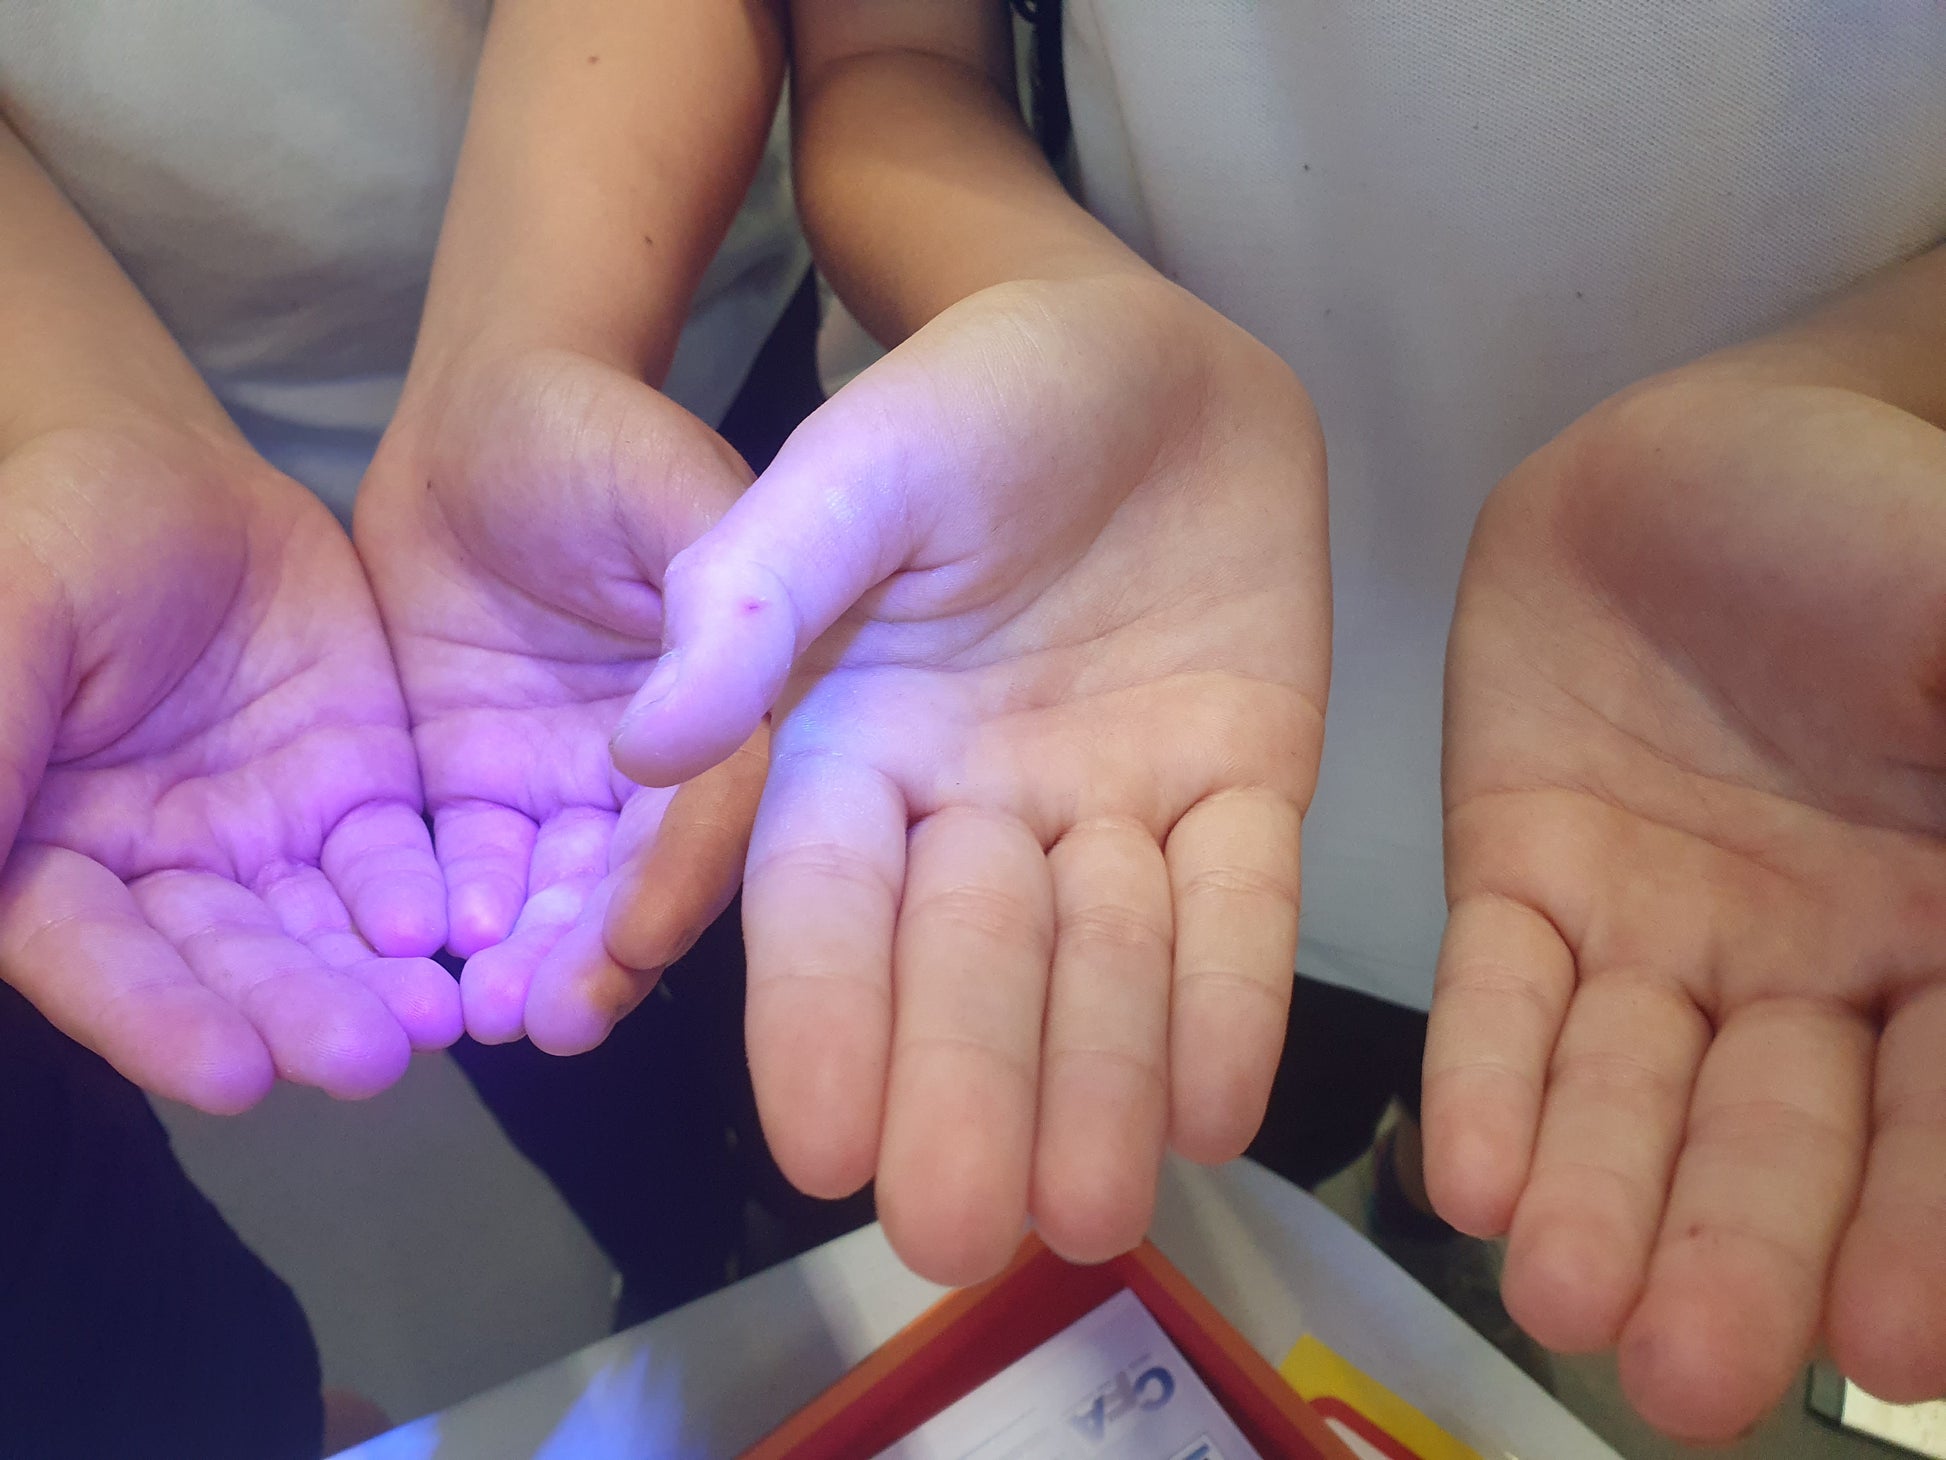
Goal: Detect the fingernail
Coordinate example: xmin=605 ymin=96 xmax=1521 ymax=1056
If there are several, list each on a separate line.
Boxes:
xmin=614 ymin=652 xmax=680 ymax=745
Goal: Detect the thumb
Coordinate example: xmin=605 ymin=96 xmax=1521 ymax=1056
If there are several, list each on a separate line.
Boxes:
xmin=610 ymin=387 xmax=919 ymax=787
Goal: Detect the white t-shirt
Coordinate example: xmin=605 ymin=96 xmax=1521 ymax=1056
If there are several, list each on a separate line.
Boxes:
xmin=1064 ymin=1 xmax=1946 ymax=1010
xmin=0 ymin=0 xmax=806 ymax=520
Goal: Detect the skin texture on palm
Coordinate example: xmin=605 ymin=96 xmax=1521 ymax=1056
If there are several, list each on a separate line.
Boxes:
xmin=0 ymin=424 xmax=459 ymax=1113
xmin=355 ymin=349 xmax=765 ymax=1054
xmin=611 ymin=274 xmax=1332 ymax=1285
xmin=1426 ymin=369 xmax=1946 ymax=1440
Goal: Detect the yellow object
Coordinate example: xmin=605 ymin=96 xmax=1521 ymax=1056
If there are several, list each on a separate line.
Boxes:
xmin=1278 ymin=1334 xmax=1484 ymax=1460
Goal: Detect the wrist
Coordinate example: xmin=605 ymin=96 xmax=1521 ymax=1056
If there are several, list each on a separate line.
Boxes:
xmin=406 ymin=235 xmax=695 ymax=395
xmin=2 ymin=390 xmax=243 ymax=474
xmin=797 ymin=45 xmax=1156 ymax=343
xmin=1671 ymin=243 xmax=1946 ymax=428
xmin=390 ymin=324 xmax=657 ymax=473
xmin=0 ymin=415 xmax=280 ymax=571
xmin=0 ymin=322 xmax=245 ymax=462
xmin=812 ymin=187 xmax=1159 ymax=345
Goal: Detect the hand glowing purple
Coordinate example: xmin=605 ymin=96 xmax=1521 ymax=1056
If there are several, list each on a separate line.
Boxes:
xmin=0 ymin=425 xmax=458 ymax=1112
xmin=356 ymin=350 xmax=763 ymax=1054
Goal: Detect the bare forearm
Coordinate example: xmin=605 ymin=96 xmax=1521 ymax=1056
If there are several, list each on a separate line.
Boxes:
xmin=791 ymin=0 xmax=1148 ymax=344
xmin=412 ymin=0 xmax=786 ymax=383
xmin=0 ymin=122 xmax=230 ymax=455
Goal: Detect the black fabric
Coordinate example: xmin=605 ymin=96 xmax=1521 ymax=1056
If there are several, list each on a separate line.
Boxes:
xmin=1247 ymin=975 xmax=1430 ymax=1192
xmin=449 ymin=935 xmax=744 ymax=1323
xmin=451 ymin=901 xmax=874 ymax=1330
xmin=714 ymin=269 xmax=825 ymax=475
xmin=1009 ymin=0 xmax=1072 ymax=162
xmin=1369 ymin=1124 xmax=1457 ymax=1243
xmin=0 ymin=982 xmax=323 ymax=1460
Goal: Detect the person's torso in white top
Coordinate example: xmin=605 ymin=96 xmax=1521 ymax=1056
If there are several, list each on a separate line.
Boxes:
xmin=1063 ymin=0 xmax=1946 ymax=1010
xmin=0 ymin=0 xmax=806 ymax=520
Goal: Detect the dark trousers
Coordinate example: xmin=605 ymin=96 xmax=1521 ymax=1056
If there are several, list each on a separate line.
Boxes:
xmin=1249 ymin=975 xmax=1428 ymax=1190
xmin=450 ymin=898 xmax=873 ymax=1329
xmin=0 ymin=981 xmax=324 ymax=1460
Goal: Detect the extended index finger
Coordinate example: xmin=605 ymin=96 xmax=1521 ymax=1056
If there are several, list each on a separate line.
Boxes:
xmin=1165 ymin=787 xmax=1302 ymax=1165
xmin=1423 ymin=892 xmax=1576 ymax=1237
xmin=742 ymin=746 xmax=907 ymax=1202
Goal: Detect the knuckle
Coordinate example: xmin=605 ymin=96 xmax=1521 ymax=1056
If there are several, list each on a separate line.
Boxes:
xmin=913 ymin=882 xmax=1048 ymax=946
xmin=1551 ymin=1046 xmax=1685 ymax=1103
xmin=1437 ymin=956 xmax=1564 ymax=1025
xmin=1059 ymin=903 xmax=1169 ymax=959
xmin=1172 ymin=963 xmax=1285 ymax=1011
xmin=1686 ymin=1094 xmax=1858 ymax=1160
xmin=746 ymin=837 xmax=889 ymax=901
xmin=1175 ymin=862 xmax=1297 ymax=906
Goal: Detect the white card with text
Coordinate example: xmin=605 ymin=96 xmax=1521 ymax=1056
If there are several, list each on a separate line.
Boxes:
xmin=871 ymin=1288 xmax=1265 ymax=1460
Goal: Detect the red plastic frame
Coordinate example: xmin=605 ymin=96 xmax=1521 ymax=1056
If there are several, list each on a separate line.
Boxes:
xmin=741 ymin=1235 xmax=1356 ymax=1459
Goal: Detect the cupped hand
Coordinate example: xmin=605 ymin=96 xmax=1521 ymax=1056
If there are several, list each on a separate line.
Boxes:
xmin=0 ymin=423 xmax=459 ymax=1112
xmin=355 ymin=350 xmax=764 ymax=1055
xmin=1426 ymin=371 xmax=1946 ymax=1438
xmin=610 ymin=274 xmax=1332 ymax=1284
